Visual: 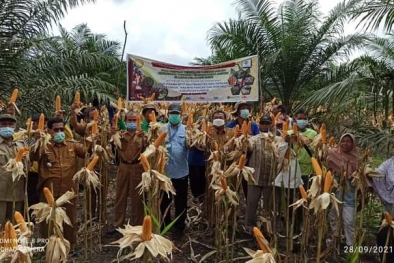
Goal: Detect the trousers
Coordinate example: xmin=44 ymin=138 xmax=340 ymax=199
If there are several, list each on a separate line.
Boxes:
xmin=329 ymin=205 xmax=355 ymax=246
xmin=188 ymin=165 xmax=206 ymax=202
xmin=0 ymin=201 xmax=24 ymax=226
xmin=245 ymin=185 xmax=272 ymax=227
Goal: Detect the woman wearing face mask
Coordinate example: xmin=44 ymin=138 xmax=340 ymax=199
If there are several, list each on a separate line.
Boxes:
xmin=0 ymin=114 xmax=25 ymax=226
xmin=286 ymin=109 xmax=317 ymax=188
xmin=226 ymin=101 xmax=260 ymax=201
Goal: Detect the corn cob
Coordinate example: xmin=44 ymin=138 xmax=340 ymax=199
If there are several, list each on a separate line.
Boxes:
xmin=213 ymin=151 xmax=219 ymax=162
xmin=159 ymin=153 xmax=166 ymax=174
xmin=142 ymin=216 xmax=152 ymax=241
xmin=26 ymin=118 xmax=32 ymax=131
xmin=87 ymin=156 xmax=99 ymax=171
xmin=384 ymin=211 xmax=392 ymax=225
xmin=9 ymin=89 xmax=18 ymax=103
xmin=292 ymin=122 xmax=298 ymax=133
xmin=182 ymin=101 xmax=187 ymax=113
xmin=74 ymin=92 xmax=80 ymax=105
xmin=238 ymin=154 xmax=247 ymax=169
xmin=117 ymin=98 xmax=122 ymax=109
xmin=112 ymin=114 xmax=118 ymax=128
xmin=55 ymin=96 xmax=61 ymax=112
xmin=136 ymin=115 xmax=141 ymax=131
xmin=241 ymin=121 xmax=248 ymax=136
xmin=311 ymin=157 xmax=322 ymax=176
xmin=220 ymin=177 xmax=227 ymax=191
xmin=329 ymin=136 xmax=335 ymax=146
xmin=253 ymin=227 xmax=270 ymax=253
xmin=43 ymin=187 xmax=55 ymax=207
xmin=320 ymin=124 xmax=327 ymax=144
xmin=282 ymin=120 xmax=289 ymax=138
xmin=15 ymin=148 xmax=27 ymax=162
xmin=4 ymin=221 xmax=18 ymax=249
xmin=201 ymin=119 xmax=207 ymax=133
xmin=299 ymin=185 xmax=308 ymax=200
xmin=93 ymin=109 xmax=99 ymax=121
xmin=91 ymin=121 xmax=98 ymax=135
xmin=187 ymin=113 xmax=193 ymax=129
xmin=213 ymin=142 xmax=219 ymax=151
xmin=38 ymin=114 xmax=45 ymax=131
xmin=202 ymin=108 xmax=207 ymax=118
xmin=271 ymin=97 xmax=276 ymax=104
xmin=140 ymin=154 xmax=150 ymax=172
xmin=324 ymin=171 xmax=333 ymax=193
xmin=14 ymin=212 xmax=26 ymax=234
xmin=154 ymin=131 xmax=167 ymax=148
xmin=233 ymin=125 xmax=240 ymax=138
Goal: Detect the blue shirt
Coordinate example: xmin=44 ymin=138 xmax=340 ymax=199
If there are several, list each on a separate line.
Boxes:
xmin=226 ymin=120 xmax=260 ymax=135
xmin=188 ymin=148 xmax=206 ymax=166
xmin=163 ymin=124 xmax=189 ymax=179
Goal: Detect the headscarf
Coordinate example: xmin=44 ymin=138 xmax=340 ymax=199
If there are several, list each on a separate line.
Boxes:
xmin=327 ymin=133 xmax=359 ymax=175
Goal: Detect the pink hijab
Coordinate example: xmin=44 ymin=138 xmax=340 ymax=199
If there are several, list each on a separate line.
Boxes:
xmin=327 ymin=133 xmax=359 ymax=175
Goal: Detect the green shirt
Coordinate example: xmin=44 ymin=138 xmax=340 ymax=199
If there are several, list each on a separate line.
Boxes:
xmin=287 ymin=128 xmax=317 ymax=175
xmin=141 ymin=120 xmax=149 ymax=132
xmin=118 ymin=119 xmax=127 ymax=131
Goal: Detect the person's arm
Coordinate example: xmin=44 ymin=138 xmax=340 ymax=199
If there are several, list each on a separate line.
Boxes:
xmin=70 ymin=104 xmax=87 ymax=136
xmin=74 ymin=142 xmax=88 ymax=158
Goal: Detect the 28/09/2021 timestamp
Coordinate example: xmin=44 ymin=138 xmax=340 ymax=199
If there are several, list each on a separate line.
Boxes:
xmin=344 ymin=246 xmax=393 ymax=254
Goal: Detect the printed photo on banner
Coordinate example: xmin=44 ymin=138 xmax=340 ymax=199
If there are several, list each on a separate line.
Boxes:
xmin=126 ymin=54 xmax=259 ymax=103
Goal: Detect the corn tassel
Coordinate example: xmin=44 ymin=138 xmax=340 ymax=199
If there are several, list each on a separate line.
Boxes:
xmin=154 ymin=131 xmax=167 ymax=148
xmin=149 ymin=111 xmax=156 ymax=123
xmin=4 ymin=221 xmax=18 ymax=249
xmin=384 ymin=211 xmax=393 ymax=225
xmin=140 ymin=154 xmax=150 ymax=172
xmin=112 ymin=114 xmax=118 ymax=128
xmin=233 ymin=125 xmax=240 ymax=138
xmin=91 ymin=121 xmax=98 ymax=135
xmin=74 ymin=92 xmax=80 ymax=105
xmin=43 ymin=187 xmax=55 ymax=207
xmin=38 ymin=114 xmax=45 ymax=131
xmin=324 ymin=171 xmax=333 ymax=193
xmin=15 ymin=147 xmax=27 ymax=162
xmin=142 ymin=216 xmax=152 ymax=241
xmin=14 ymin=212 xmax=27 ymax=234
xmin=320 ymin=123 xmax=327 ymax=144
xmin=93 ymin=109 xmax=99 ymax=121
xmin=253 ymin=227 xmax=270 ymax=253
xmin=299 ymin=185 xmax=308 ymax=200
xmin=117 ymin=98 xmax=123 ymax=109
xmin=136 ymin=115 xmax=141 ymax=131
xmin=220 ymin=177 xmax=227 ymax=191
xmin=55 ymin=96 xmax=61 ymax=112
xmin=292 ymin=122 xmax=298 ymax=133
xmin=201 ymin=119 xmax=207 ymax=133
xmin=9 ymin=89 xmax=18 ymax=103
xmin=87 ymin=156 xmax=99 ymax=171
xmin=238 ymin=154 xmax=247 ymax=169
xmin=311 ymin=157 xmax=322 ymax=176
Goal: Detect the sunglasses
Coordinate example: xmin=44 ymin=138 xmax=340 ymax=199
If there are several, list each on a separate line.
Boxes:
xmin=53 ymin=128 xmax=64 ymax=132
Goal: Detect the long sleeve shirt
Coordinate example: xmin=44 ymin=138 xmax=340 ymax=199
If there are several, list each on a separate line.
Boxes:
xmin=274 ymin=143 xmax=303 ymax=189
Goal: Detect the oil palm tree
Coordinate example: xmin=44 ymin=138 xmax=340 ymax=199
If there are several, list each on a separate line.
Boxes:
xmin=353 ymin=0 xmax=394 ymax=33
xmin=201 ymin=0 xmax=366 ymax=109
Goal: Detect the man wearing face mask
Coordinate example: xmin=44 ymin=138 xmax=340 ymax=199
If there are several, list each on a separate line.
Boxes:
xmin=0 ymin=114 xmax=26 ymax=226
xmin=31 ymin=117 xmax=88 ymax=257
xmin=141 ymin=103 xmax=160 ymax=132
xmin=286 ymin=109 xmax=317 ymax=188
xmin=226 ymin=101 xmax=259 ymax=200
xmin=160 ymin=103 xmax=189 ymax=237
xmin=107 ymin=111 xmax=148 ymax=234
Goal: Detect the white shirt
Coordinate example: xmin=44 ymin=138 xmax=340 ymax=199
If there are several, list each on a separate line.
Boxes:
xmin=274 ymin=143 xmax=303 ymax=189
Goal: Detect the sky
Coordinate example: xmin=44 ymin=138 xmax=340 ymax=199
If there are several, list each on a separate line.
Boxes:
xmin=59 ymin=0 xmax=358 ymax=65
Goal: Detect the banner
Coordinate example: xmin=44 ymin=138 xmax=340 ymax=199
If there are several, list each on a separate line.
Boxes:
xmin=127 ymin=54 xmax=259 ymax=102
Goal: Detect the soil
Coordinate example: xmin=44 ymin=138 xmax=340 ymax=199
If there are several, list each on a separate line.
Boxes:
xmin=30 ymin=165 xmax=385 ymax=263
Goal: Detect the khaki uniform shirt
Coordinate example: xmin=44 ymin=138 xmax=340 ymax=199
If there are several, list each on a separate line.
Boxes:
xmin=0 ymin=137 xmax=26 ymax=202
xmin=32 ymin=139 xmax=86 ymax=197
xmin=117 ymin=131 xmax=147 ymax=163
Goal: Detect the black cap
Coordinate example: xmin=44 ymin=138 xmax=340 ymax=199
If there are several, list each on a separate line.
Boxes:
xmin=259 ymin=115 xmax=272 ymax=124
xmin=168 ymin=103 xmax=181 ymax=114
xmin=0 ymin=114 xmax=16 ymax=122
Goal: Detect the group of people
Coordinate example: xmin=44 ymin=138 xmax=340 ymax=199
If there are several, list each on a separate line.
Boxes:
xmin=0 ymin=98 xmax=393 ymax=260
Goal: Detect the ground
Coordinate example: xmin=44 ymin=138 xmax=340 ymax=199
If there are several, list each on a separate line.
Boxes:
xmin=30 ymin=166 xmax=386 ymax=263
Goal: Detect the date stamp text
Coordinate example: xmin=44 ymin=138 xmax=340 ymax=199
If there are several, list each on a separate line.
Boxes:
xmin=344 ymin=245 xmax=393 ymax=254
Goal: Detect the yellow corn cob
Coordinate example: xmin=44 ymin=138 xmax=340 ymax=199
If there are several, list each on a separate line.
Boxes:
xmin=38 ymin=114 xmax=45 ymax=131
xmin=320 ymin=124 xmax=327 ymax=144
xmin=271 ymin=97 xmax=276 ymax=104
xmin=201 ymin=119 xmax=207 ymax=133
xmin=9 ymin=89 xmax=18 ymax=103
xmin=74 ymin=92 xmax=80 ymax=105
xmin=253 ymin=227 xmax=270 ymax=253
xmin=43 ymin=187 xmax=55 ymax=207
xmin=247 ymin=121 xmax=252 ymax=134
xmin=136 ymin=115 xmax=141 ymax=131
xmin=182 ymin=101 xmax=187 ymax=113
xmin=213 ymin=142 xmax=218 ymax=151
xmin=15 ymin=148 xmax=27 ymax=162
xmin=238 ymin=154 xmax=247 ymax=169
xmin=159 ymin=153 xmax=166 ymax=174
xmin=149 ymin=111 xmax=156 ymax=123
xmin=14 ymin=212 xmax=26 ymax=234
xmin=324 ymin=171 xmax=333 ymax=193
xmin=140 ymin=154 xmax=151 ymax=172
xmin=220 ymin=177 xmax=227 ymax=191
xmin=213 ymin=151 xmax=219 ymax=162
xmin=292 ymin=122 xmax=298 ymax=133
xmin=282 ymin=120 xmax=289 ymax=138
xmin=55 ymin=96 xmax=61 ymax=112
xmin=112 ymin=114 xmax=118 ymax=128
xmin=91 ymin=121 xmax=98 ymax=135
xmin=233 ymin=125 xmax=240 ymax=138
xmin=26 ymin=117 xmax=32 ymax=131
xmin=202 ymin=108 xmax=207 ymax=118
xmin=299 ymin=185 xmax=308 ymax=200
xmin=311 ymin=157 xmax=322 ymax=176
xmin=384 ymin=211 xmax=392 ymax=225
xmin=93 ymin=109 xmax=99 ymax=121
xmin=4 ymin=221 xmax=18 ymax=249
xmin=154 ymin=131 xmax=168 ymax=148
xmin=87 ymin=156 xmax=99 ymax=171
xmin=329 ymin=136 xmax=335 ymax=146
xmin=187 ymin=113 xmax=193 ymax=129
xmin=117 ymin=98 xmax=123 ymax=109
xmin=142 ymin=216 xmax=152 ymax=241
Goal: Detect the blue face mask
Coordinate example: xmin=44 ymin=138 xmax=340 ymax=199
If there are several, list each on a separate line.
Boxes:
xmin=296 ymin=119 xmax=308 ymax=129
xmin=126 ymin=122 xmax=137 ymax=130
xmin=240 ymin=109 xmax=249 ymax=119
xmin=0 ymin=127 xmax=14 ymax=138
xmin=53 ymin=132 xmax=65 ymax=144
xmin=169 ymin=114 xmax=181 ymax=125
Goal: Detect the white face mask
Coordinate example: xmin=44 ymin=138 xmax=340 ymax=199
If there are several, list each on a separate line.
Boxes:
xmin=212 ymin=119 xmax=225 ymax=127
